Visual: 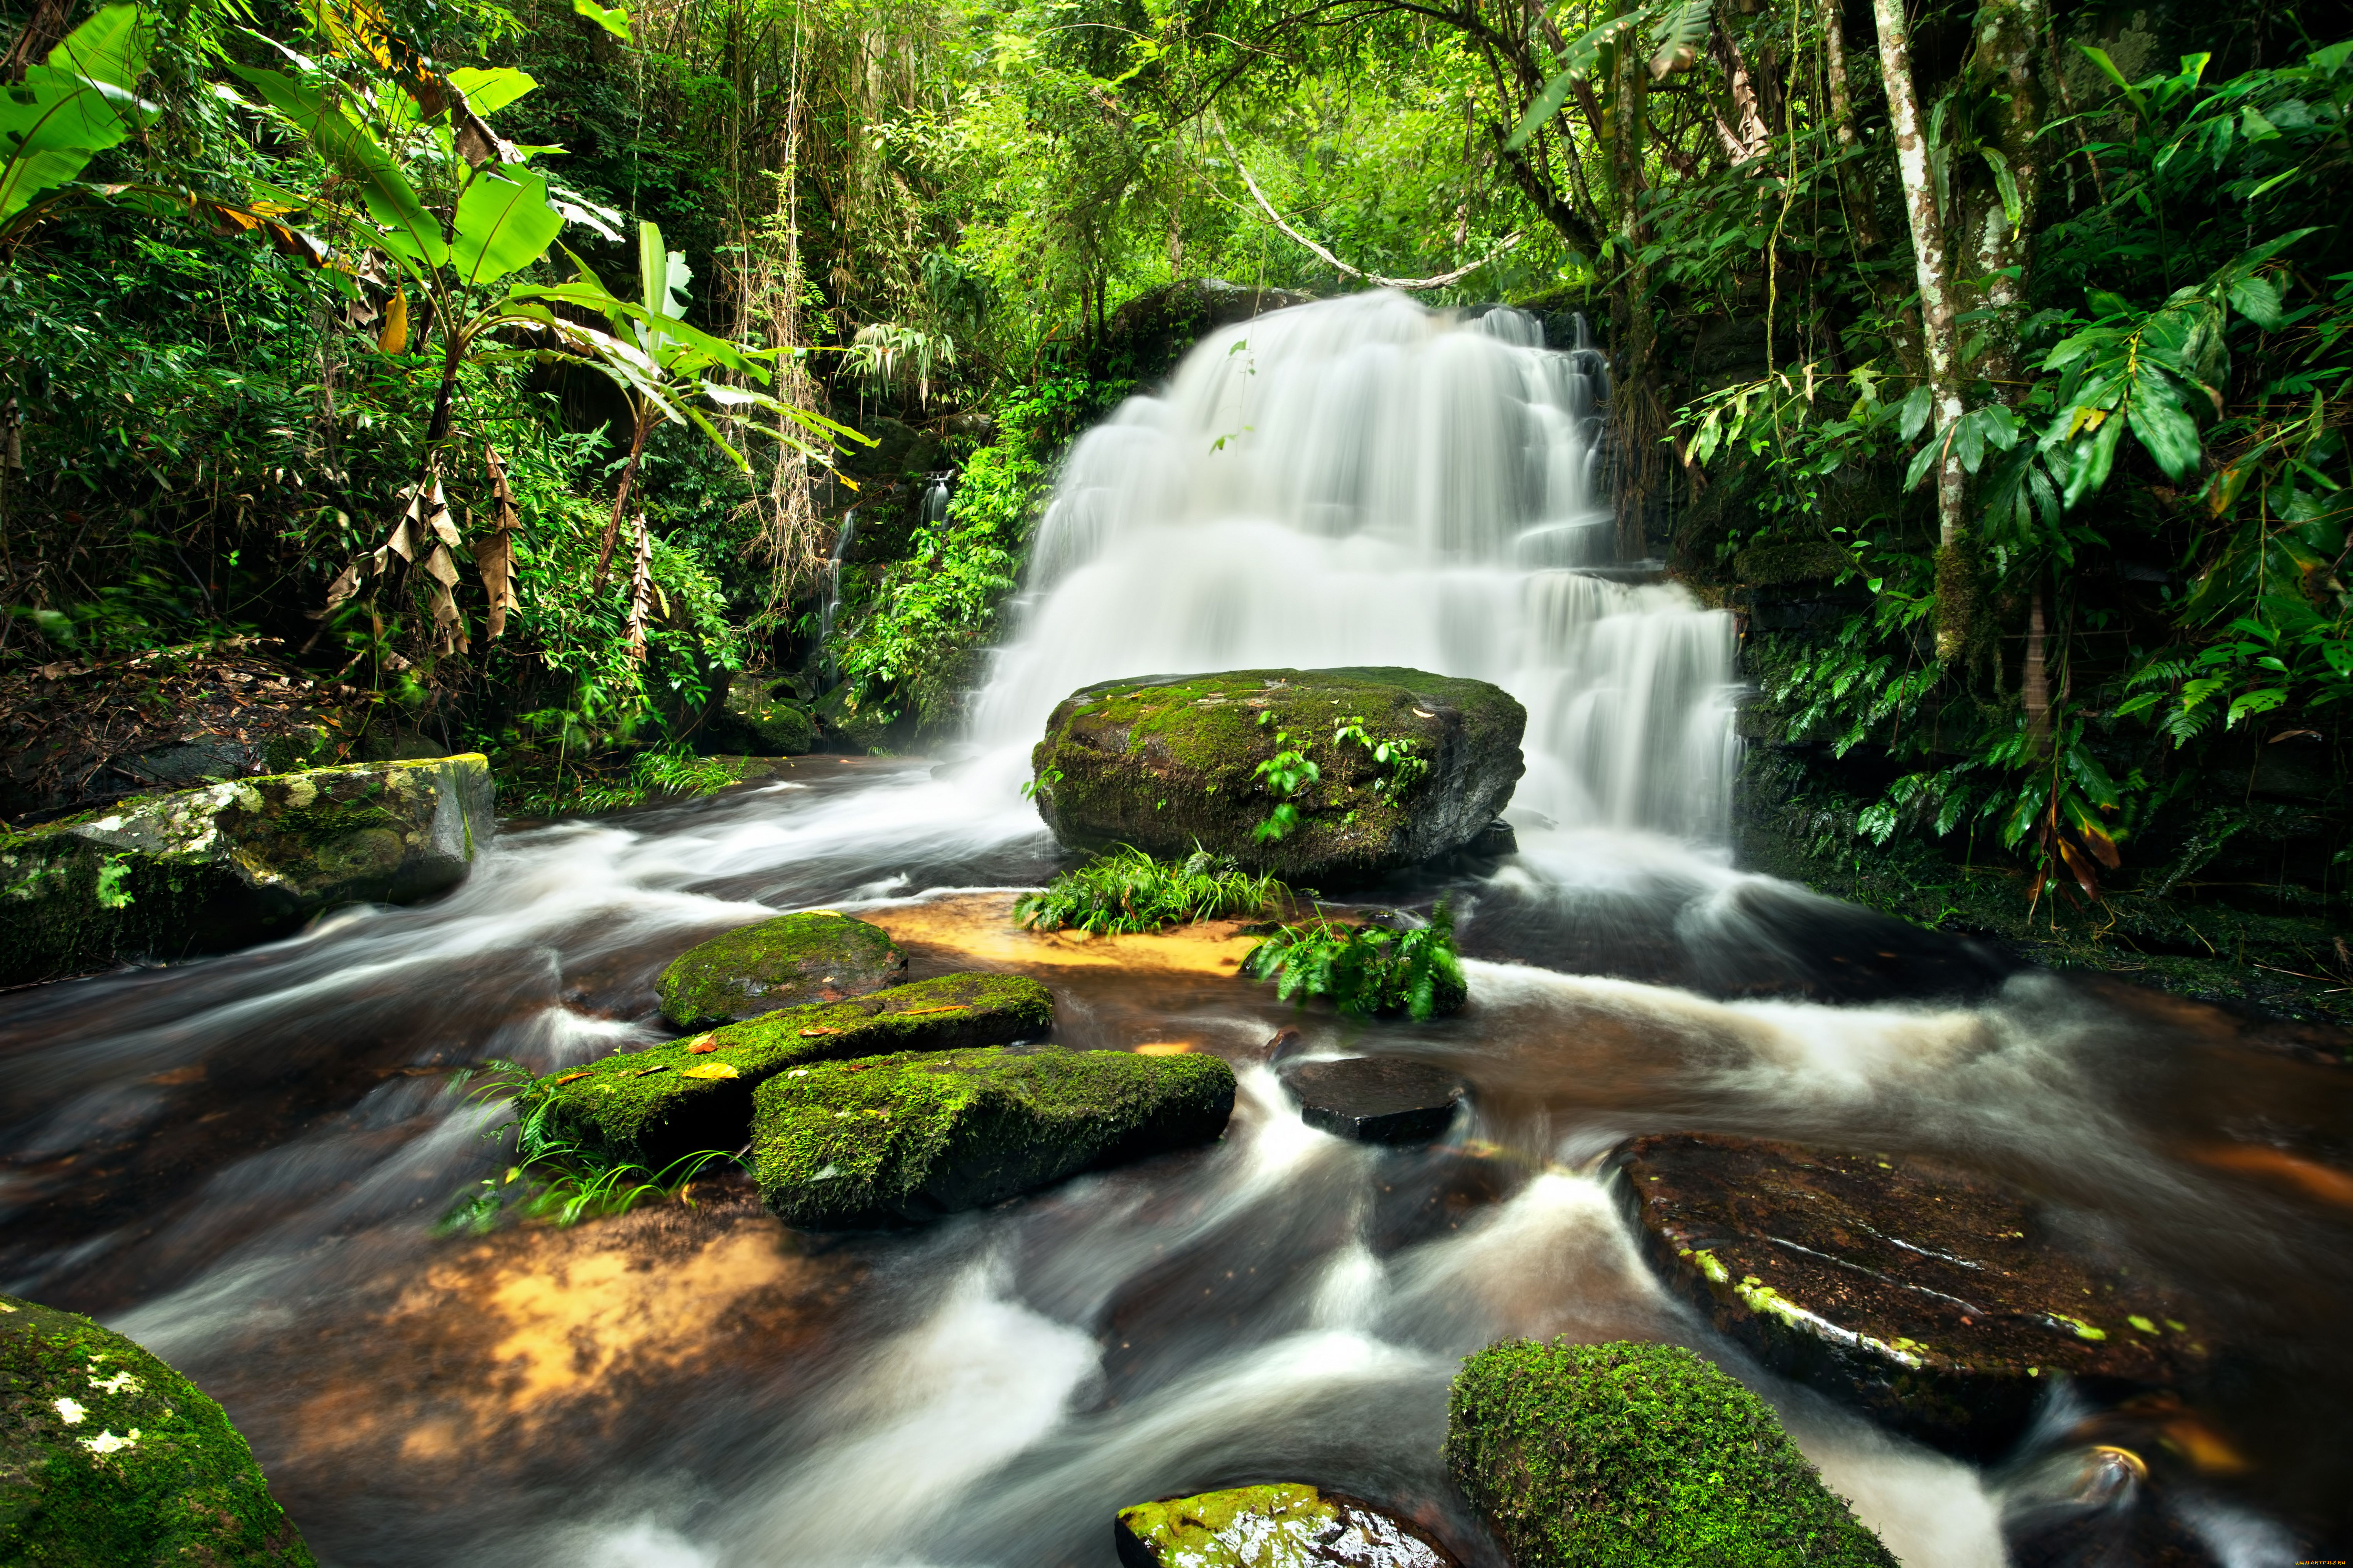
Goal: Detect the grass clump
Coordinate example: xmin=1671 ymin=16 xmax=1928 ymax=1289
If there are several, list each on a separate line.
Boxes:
xmin=1445 ymin=1339 xmax=1897 ymax=1568
xmin=1241 ymin=899 xmax=1466 ymax=1019
xmin=1014 ymin=844 xmax=1295 ymax=935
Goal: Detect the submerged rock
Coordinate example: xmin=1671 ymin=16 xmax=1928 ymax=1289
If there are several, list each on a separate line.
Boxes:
xmin=1030 ymin=668 xmax=1524 ymax=885
xmin=656 ymin=911 xmax=907 ymax=1026
xmin=751 ymin=1044 xmax=1235 ymax=1228
xmin=0 ymin=754 xmax=495 ymax=986
xmin=1282 ymin=1057 xmax=1464 ymax=1144
xmin=528 ymin=973 xmax=1055 ymax=1168
xmin=1114 ymin=1482 xmax=1456 ymax=1568
xmin=1446 ymin=1338 xmax=1897 ymax=1568
xmin=1616 ymin=1133 xmax=2213 ymax=1458
xmin=0 ymin=1293 xmax=316 ymax=1565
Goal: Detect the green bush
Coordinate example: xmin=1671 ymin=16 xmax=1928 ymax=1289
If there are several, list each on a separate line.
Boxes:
xmin=1239 ymin=899 xmax=1465 ymax=1019
xmin=1013 ymin=844 xmax=1292 ymax=934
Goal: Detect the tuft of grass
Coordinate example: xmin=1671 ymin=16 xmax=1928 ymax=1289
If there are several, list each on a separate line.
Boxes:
xmin=502 ymin=744 xmax=747 ymax=819
xmin=1240 ymin=899 xmax=1467 ymax=1020
xmin=1014 ymin=844 xmax=1297 ymax=935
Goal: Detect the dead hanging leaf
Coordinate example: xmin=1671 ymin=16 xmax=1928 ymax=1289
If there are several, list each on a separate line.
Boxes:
xmin=378 ymin=290 xmax=409 ymax=355
xmin=421 ymin=542 xmax=461 ymax=588
xmin=423 ymin=480 xmax=462 ymax=548
xmin=680 ymin=1062 xmax=740 ymax=1080
xmin=474 ymin=445 xmax=522 ymax=641
xmin=798 ymin=1026 xmax=845 ymax=1038
xmin=685 ymin=1033 xmax=721 ymax=1054
xmin=553 ymin=1070 xmax=593 ymax=1085
xmin=625 ymin=514 xmax=654 ymax=663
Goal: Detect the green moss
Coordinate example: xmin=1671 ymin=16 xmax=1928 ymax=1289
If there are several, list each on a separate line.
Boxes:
xmin=721 ymin=679 xmax=816 ymax=755
xmin=1115 ymin=1483 xmax=1336 ymax=1566
xmin=655 ymin=911 xmax=907 ymax=1025
xmin=0 ymin=1294 xmax=316 ymax=1566
xmin=528 ymin=971 xmax=1056 ymax=1168
xmin=1445 ymin=1339 xmax=1897 ymax=1568
xmin=749 ymin=1044 xmax=1236 ymax=1228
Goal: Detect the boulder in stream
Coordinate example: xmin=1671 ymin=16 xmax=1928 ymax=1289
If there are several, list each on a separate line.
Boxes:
xmin=1282 ymin=1057 xmax=1465 ymax=1144
xmin=1446 ymin=1338 xmax=1897 ymax=1568
xmin=750 ymin=1044 xmax=1236 ymax=1228
xmin=711 ymin=675 xmax=815 ymax=755
xmin=1616 ymin=1133 xmax=2213 ymax=1458
xmin=0 ymin=754 xmax=495 ymax=987
xmin=529 ymin=972 xmax=1055 ymax=1168
xmin=0 ymin=1293 xmax=316 ymax=1565
xmin=1114 ymin=1482 xmax=1457 ymax=1567
xmin=656 ymin=910 xmax=908 ymax=1025
xmin=1030 ymin=668 xmax=1524 ymax=885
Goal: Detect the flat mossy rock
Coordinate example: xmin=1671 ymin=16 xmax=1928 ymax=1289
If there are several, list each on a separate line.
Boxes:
xmin=1031 ymin=668 xmax=1524 ymax=885
xmin=528 ymin=972 xmax=1054 ymax=1169
xmin=1445 ymin=1339 xmax=1897 ymax=1568
xmin=0 ymin=1294 xmax=315 ymax=1566
xmin=1616 ymin=1134 xmax=2212 ymax=1459
xmin=1115 ymin=1482 xmax=1456 ymax=1568
xmin=656 ymin=911 xmax=908 ymax=1026
xmin=717 ymin=676 xmax=815 ymax=755
xmin=751 ymin=1045 xmax=1236 ymax=1229
xmin=0 ymin=754 xmax=495 ymax=987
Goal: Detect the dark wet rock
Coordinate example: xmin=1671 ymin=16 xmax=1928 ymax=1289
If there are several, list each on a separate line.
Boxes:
xmin=0 ymin=1293 xmax=316 ymax=1565
xmin=711 ymin=675 xmax=815 ymax=756
xmin=0 ymin=754 xmax=495 ymax=986
xmin=1447 ymin=1338 xmax=1897 ymax=1568
xmin=656 ymin=911 xmax=906 ymax=1026
xmin=529 ymin=973 xmax=1055 ymax=1168
xmin=1031 ymin=668 xmax=1524 ymax=886
xmin=751 ymin=1045 xmax=1234 ymax=1229
xmin=1094 ymin=278 xmax=1315 ymax=384
xmin=1114 ymin=1482 xmax=1457 ymax=1568
xmin=1283 ymin=1057 xmax=1464 ymax=1145
xmin=1615 ymin=1133 xmax=2213 ymax=1459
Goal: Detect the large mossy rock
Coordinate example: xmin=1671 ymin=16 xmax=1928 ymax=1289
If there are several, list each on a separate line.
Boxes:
xmin=527 ymin=973 xmax=1055 ymax=1169
xmin=656 ymin=911 xmax=907 ymax=1026
xmin=1445 ymin=1339 xmax=1897 ymax=1568
xmin=0 ymin=1294 xmax=316 ymax=1566
xmin=1115 ymin=1482 xmax=1455 ymax=1567
xmin=0 ymin=754 xmax=495 ymax=986
xmin=1617 ymin=1134 xmax=2211 ymax=1459
xmin=751 ymin=1044 xmax=1236 ymax=1229
xmin=714 ymin=675 xmax=815 ymax=755
xmin=1031 ymin=668 xmax=1524 ymax=885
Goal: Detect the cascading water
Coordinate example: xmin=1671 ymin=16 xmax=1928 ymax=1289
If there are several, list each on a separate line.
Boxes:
xmin=972 ymin=290 xmax=1742 ymax=843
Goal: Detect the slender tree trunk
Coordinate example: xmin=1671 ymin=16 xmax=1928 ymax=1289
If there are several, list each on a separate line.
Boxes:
xmin=1958 ymin=0 xmax=2047 ymax=388
xmin=595 ymin=408 xmax=653 ymax=590
xmin=2023 ymin=582 xmax=2050 ymax=754
xmin=1819 ymin=0 xmax=1880 ymax=250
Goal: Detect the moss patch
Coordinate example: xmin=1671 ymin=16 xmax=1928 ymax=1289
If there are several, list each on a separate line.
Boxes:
xmin=1114 ymin=1481 xmax=1454 ymax=1567
xmin=527 ymin=971 xmax=1055 ymax=1168
xmin=1031 ymin=667 xmax=1524 ymax=885
xmin=749 ymin=1044 xmax=1236 ymax=1228
xmin=0 ymin=1293 xmax=316 ymax=1566
xmin=656 ymin=912 xmax=908 ymax=1025
xmin=1445 ymin=1339 xmax=1897 ymax=1568
xmin=719 ymin=677 xmax=816 ymax=755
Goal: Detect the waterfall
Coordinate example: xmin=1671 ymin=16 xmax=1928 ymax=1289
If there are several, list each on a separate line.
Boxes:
xmin=970 ymin=290 xmax=1741 ymax=843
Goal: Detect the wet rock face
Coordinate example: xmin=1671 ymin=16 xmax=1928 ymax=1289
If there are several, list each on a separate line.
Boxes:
xmin=714 ymin=675 xmax=815 ymax=755
xmin=1446 ymin=1339 xmax=1898 ymax=1568
xmin=1283 ymin=1057 xmax=1464 ymax=1145
xmin=0 ymin=754 xmax=495 ymax=986
xmin=0 ymin=1293 xmax=316 ymax=1566
xmin=751 ymin=1045 xmax=1235 ymax=1229
xmin=656 ymin=911 xmax=907 ymax=1026
xmin=1616 ymin=1134 xmax=2212 ymax=1459
xmin=1031 ymin=668 xmax=1524 ymax=887
xmin=1114 ymin=1482 xmax=1457 ymax=1568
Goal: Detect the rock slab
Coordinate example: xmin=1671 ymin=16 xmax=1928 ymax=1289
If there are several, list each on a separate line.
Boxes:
xmin=0 ymin=754 xmax=495 ymax=986
xmin=0 ymin=1293 xmax=316 ymax=1566
xmin=1031 ymin=668 xmax=1524 ymax=886
xmin=1115 ymin=1482 xmax=1456 ymax=1568
xmin=529 ymin=972 xmax=1055 ymax=1169
xmin=1617 ymin=1133 xmax=2211 ymax=1458
xmin=751 ymin=1045 xmax=1236 ymax=1228
xmin=1283 ymin=1057 xmax=1464 ymax=1144
xmin=656 ymin=911 xmax=907 ymax=1025
xmin=1446 ymin=1339 xmax=1897 ymax=1568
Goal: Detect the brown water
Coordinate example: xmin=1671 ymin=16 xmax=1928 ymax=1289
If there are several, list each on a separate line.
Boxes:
xmin=3 ymin=762 xmax=2349 ymax=1567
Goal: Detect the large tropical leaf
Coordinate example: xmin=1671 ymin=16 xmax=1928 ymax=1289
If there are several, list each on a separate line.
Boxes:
xmin=230 ymin=65 xmax=448 ymax=268
xmin=1645 ymin=0 xmax=1712 ymax=79
xmin=448 ymin=66 xmax=538 ymax=116
xmin=452 ymin=167 xmax=561 ymax=284
xmin=0 ymin=4 xmax=155 ymax=223
xmin=44 ymin=2 xmax=150 ymax=90
xmin=1504 ymin=15 xmax=1633 ymax=152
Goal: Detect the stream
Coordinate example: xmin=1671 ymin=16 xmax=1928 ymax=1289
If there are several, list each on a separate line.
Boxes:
xmin=4 ymin=294 xmax=2349 ymax=1566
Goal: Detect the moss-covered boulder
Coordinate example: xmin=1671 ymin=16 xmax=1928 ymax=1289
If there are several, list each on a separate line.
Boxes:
xmin=0 ymin=754 xmax=495 ymax=987
xmin=1616 ymin=1134 xmax=2213 ymax=1460
xmin=655 ymin=911 xmax=908 ymax=1026
xmin=751 ymin=1044 xmax=1236 ymax=1229
xmin=1445 ymin=1339 xmax=1897 ymax=1568
xmin=1031 ymin=668 xmax=1524 ymax=885
xmin=716 ymin=675 xmax=815 ymax=755
xmin=527 ymin=972 xmax=1055 ymax=1168
xmin=1114 ymin=1482 xmax=1455 ymax=1567
xmin=0 ymin=1294 xmax=315 ymax=1566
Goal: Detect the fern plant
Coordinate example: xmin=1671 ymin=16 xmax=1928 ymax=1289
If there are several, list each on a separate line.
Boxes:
xmin=1240 ymin=900 xmax=1467 ymax=1020
xmin=1014 ymin=845 xmax=1295 ymax=935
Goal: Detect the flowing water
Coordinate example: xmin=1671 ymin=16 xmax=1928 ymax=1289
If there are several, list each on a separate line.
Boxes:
xmin=4 ymin=294 xmax=2350 ymax=1567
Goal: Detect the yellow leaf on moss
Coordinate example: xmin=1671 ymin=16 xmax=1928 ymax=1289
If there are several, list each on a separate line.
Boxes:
xmin=681 ymin=1062 xmax=740 ymax=1080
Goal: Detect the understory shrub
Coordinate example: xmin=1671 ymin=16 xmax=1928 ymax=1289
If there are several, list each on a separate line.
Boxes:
xmin=1014 ymin=844 xmax=1293 ymax=934
xmin=1240 ymin=899 xmax=1465 ymax=1019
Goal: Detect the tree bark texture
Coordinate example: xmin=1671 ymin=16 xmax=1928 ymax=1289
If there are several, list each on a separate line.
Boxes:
xmin=1956 ymin=0 xmax=2048 ymax=389
xmin=1819 ymin=0 xmax=1881 ymax=250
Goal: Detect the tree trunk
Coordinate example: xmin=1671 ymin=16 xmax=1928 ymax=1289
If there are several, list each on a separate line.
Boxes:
xmin=1819 ymin=0 xmax=1880 ymax=250
xmin=1609 ymin=32 xmax=1658 ymax=560
xmin=594 ymin=409 xmax=654 ymax=590
xmin=1957 ymin=0 xmax=2047 ymax=388
xmin=2023 ymin=583 xmax=2050 ymax=754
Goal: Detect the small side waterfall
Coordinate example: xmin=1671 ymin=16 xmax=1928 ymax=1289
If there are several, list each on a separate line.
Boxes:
xmin=971 ymin=290 xmax=1740 ymax=842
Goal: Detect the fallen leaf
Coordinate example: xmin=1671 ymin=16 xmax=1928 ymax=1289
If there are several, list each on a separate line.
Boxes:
xmin=634 ymin=1064 xmax=670 ymax=1077
xmin=803 ymin=909 xmax=843 ymax=916
xmin=680 ymin=1062 xmax=740 ymax=1080
xmin=686 ymin=1033 xmax=721 ymax=1054
xmin=1133 ymin=1042 xmax=1192 ymax=1055
xmin=553 ymin=1071 xmax=593 ymax=1085
xmin=898 ymin=1005 xmax=969 ymax=1017
xmin=2186 ymin=1143 xmax=2353 ymax=1207
xmin=800 ymin=1026 xmax=845 ymax=1038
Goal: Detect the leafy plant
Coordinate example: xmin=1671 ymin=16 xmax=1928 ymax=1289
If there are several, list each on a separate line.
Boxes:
xmin=1241 ymin=900 xmax=1466 ymax=1020
xmin=0 ymin=3 xmax=156 ymax=236
xmin=1014 ymin=844 xmax=1295 ymax=934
